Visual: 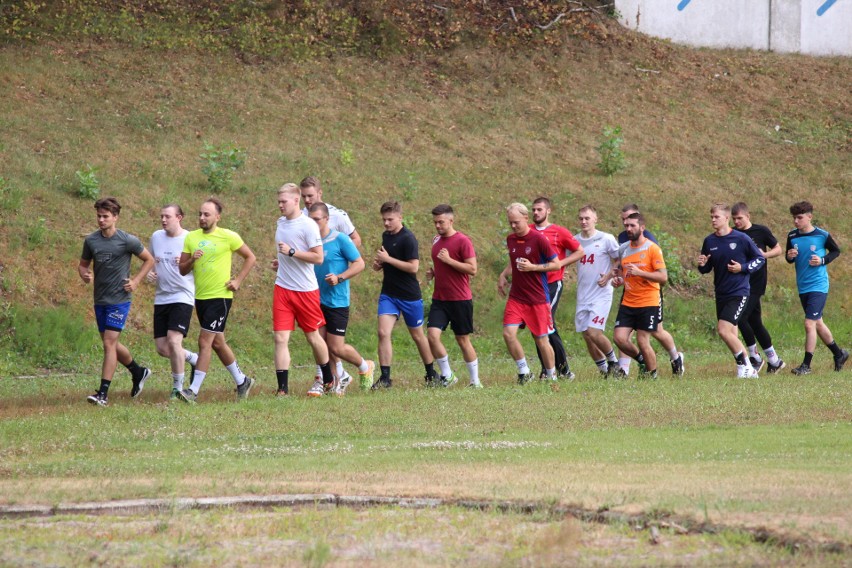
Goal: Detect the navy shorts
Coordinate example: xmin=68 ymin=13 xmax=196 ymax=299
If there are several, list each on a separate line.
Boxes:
xmin=94 ymin=302 xmax=131 ymax=333
xmin=799 ymin=292 xmax=828 ymax=321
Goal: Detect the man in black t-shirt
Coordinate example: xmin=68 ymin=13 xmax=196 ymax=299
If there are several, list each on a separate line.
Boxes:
xmin=371 ymin=201 xmax=438 ymax=389
xmin=731 ymin=202 xmax=786 ymax=373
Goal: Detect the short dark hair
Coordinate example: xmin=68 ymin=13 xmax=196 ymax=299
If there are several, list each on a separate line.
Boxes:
xmin=205 ymin=197 xmax=224 ymax=214
xmin=431 ymin=204 xmax=454 ymax=217
xmin=532 ymin=196 xmax=552 ymax=209
xmin=94 ymin=197 xmax=121 ymax=216
xmin=300 ymin=176 xmax=321 ymax=190
xmin=308 ymin=202 xmax=329 ymax=217
xmin=162 ymin=203 xmax=184 ymax=217
xmin=627 ymin=211 xmax=645 ymax=226
xmin=380 ymin=201 xmax=402 ymax=215
xmin=731 ymin=202 xmax=749 ymax=216
xmin=790 ymin=201 xmax=813 ymax=216
xmin=621 ymin=203 xmax=640 ymax=213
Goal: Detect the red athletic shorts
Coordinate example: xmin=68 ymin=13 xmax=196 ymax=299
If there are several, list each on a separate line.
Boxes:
xmin=503 ymin=298 xmax=554 ymax=337
xmin=273 ymin=285 xmax=325 ymax=332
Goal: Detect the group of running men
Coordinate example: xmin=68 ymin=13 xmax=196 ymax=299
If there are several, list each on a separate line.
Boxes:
xmin=78 ymin=177 xmax=848 ymax=405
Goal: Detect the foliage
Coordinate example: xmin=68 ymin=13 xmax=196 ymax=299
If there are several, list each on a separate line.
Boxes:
xmin=653 ymin=227 xmax=700 ymax=289
xmin=597 ymin=125 xmax=627 ymax=176
xmin=75 ymin=164 xmax=100 ymax=199
xmin=8 ymin=305 xmax=99 ymax=369
xmin=200 ymin=142 xmax=246 ymax=193
xmin=0 ymin=176 xmax=24 ymax=212
xmin=0 ymin=1 xmax=612 ymax=56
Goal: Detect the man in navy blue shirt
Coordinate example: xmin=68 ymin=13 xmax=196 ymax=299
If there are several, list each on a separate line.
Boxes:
xmin=698 ymin=203 xmax=765 ymax=379
xmin=785 ymin=201 xmax=847 ymax=375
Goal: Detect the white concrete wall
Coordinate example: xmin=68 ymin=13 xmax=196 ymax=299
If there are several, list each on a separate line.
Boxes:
xmin=616 ymin=0 xmax=852 ymax=57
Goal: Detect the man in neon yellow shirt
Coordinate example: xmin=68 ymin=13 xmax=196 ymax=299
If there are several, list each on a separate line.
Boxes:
xmin=176 ymin=197 xmax=257 ymax=403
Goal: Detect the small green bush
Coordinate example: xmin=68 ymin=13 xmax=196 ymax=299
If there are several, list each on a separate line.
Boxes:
xmin=597 ymin=126 xmax=627 ymax=176
xmin=75 ymin=164 xmax=101 ymax=199
xmin=200 ymin=142 xmax=246 ymax=193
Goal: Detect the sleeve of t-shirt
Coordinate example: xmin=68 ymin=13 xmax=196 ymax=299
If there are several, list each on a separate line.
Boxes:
xmin=126 ymin=233 xmax=144 ymax=256
xmin=305 ymin=222 xmax=323 ymax=250
xmin=559 ymin=228 xmax=580 ymax=252
xmin=761 ymin=226 xmax=778 ymax=250
xmin=335 ymin=212 xmax=356 ymax=236
xmin=401 ymin=232 xmax=419 ymax=261
xmin=606 ymin=235 xmax=620 ymax=259
xmin=539 ymin=235 xmax=557 ymax=262
xmin=338 ymin=233 xmax=361 ymax=262
xmin=81 ymin=238 xmax=93 ymax=261
xmin=227 ymin=230 xmax=245 ymax=252
xmin=460 ymin=235 xmax=476 ymax=259
xmin=651 ymin=244 xmax=666 ymax=270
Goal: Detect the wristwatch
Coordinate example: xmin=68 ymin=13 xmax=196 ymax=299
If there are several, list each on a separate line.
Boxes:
xmin=288 ymin=248 xmax=295 ymax=257
xmin=338 ymin=275 xmax=346 ymax=283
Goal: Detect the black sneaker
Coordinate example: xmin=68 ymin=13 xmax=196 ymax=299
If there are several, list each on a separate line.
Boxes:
xmin=559 ymin=369 xmax=576 ymax=381
xmin=188 ymin=361 xmax=196 ymax=382
xmin=517 ymin=372 xmax=533 ymax=385
xmin=86 ymin=392 xmax=108 ymax=406
xmin=236 ymin=376 xmax=255 ymax=400
xmin=371 ymin=377 xmax=392 ymax=390
xmin=767 ymin=359 xmax=786 ymax=374
xmin=749 ymin=357 xmax=765 ymax=375
xmin=637 ymin=360 xmax=648 ymax=375
xmin=424 ymin=374 xmax=438 ymax=388
xmin=176 ymin=388 xmax=197 ymax=404
xmin=608 ymin=364 xmax=627 ymax=379
xmin=639 ymin=368 xmax=657 ymax=380
xmin=791 ymin=364 xmax=812 ymax=376
xmin=834 ymin=349 xmax=849 ymax=372
xmin=130 ymin=367 xmax=151 ymax=398
xmin=671 ymin=353 xmax=685 ymax=377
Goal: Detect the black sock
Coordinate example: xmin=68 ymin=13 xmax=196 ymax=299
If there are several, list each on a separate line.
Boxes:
xmin=734 ymin=351 xmax=747 ymax=366
xmin=634 ymin=353 xmax=645 ymax=364
xmin=276 ymin=369 xmax=289 ymax=393
xmin=320 ymin=362 xmax=333 ymax=386
xmin=380 ymin=366 xmax=391 ymax=380
xmin=125 ymin=359 xmax=141 ymax=375
xmin=425 ymin=362 xmax=436 ymax=379
xmin=98 ymin=379 xmax=111 ymax=396
xmin=827 ymin=342 xmax=843 ymax=358
xmin=803 ymin=352 xmax=814 ymax=367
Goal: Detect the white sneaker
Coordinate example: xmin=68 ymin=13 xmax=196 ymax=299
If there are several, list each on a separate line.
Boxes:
xmin=307 ymin=379 xmax=325 ymax=397
xmin=335 ymin=372 xmax=352 ymax=396
xmin=737 ymin=364 xmax=759 ymax=379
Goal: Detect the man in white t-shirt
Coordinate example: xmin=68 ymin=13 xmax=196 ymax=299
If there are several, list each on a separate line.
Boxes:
xmin=147 ymin=204 xmax=200 ymax=398
xmin=273 ymin=183 xmax=335 ymax=397
xmin=299 ymin=176 xmax=361 ymax=247
xmin=574 ymin=205 xmax=622 ymax=377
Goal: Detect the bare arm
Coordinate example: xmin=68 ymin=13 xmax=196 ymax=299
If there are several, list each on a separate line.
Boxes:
xmin=559 ymin=245 xmax=585 ymax=268
xmin=78 ymin=259 xmax=93 ymax=283
xmin=125 ymin=248 xmax=155 ymax=292
xmin=277 ymin=242 xmax=323 ymax=265
xmin=326 ymin=256 xmax=366 ymax=287
xmin=762 ymin=243 xmax=783 ymax=259
xmin=436 ymin=247 xmax=477 ymax=276
xmin=375 ymin=246 xmax=419 ymax=274
xmin=497 ymin=265 xmax=511 ymax=297
xmin=348 ymin=229 xmax=362 ymax=248
xmin=228 ymin=244 xmax=257 ymax=291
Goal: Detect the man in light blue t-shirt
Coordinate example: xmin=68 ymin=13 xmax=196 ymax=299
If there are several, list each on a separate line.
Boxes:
xmin=785 ymin=200 xmax=847 ymax=375
xmin=308 ymin=202 xmax=375 ymax=394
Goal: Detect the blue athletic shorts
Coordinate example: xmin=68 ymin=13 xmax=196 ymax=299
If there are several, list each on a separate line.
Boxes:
xmin=377 ymin=294 xmax=424 ymax=328
xmin=94 ymin=302 xmax=132 ymax=333
xmin=799 ymin=292 xmax=827 ymax=321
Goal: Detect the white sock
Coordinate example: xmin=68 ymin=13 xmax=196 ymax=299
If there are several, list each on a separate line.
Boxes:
xmin=190 ymin=370 xmax=206 ymax=393
xmin=764 ymin=347 xmax=779 ymax=365
xmin=668 ymin=347 xmax=679 ymax=360
xmin=335 ymin=361 xmax=346 ymax=377
xmin=466 ymin=359 xmax=479 ymax=383
xmin=748 ymin=344 xmax=759 ymax=359
xmin=357 ymin=359 xmax=369 ymax=373
xmin=605 ymin=350 xmax=618 ymax=363
xmin=185 ymin=350 xmax=199 ymax=366
xmin=545 ymin=367 xmax=556 ymax=378
xmin=173 ymin=373 xmax=184 ymax=390
xmin=619 ymin=356 xmax=632 ymax=373
xmin=516 ymin=358 xmax=530 ymax=375
xmin=226 ymin=361 xmax=246 ymax=385
xmin=595 ymin=358 xmax=608 ymax=372
xmin=437 ymin=355 xmax=452 ymax=377
xmin=315 ymin=364 xmax=322 ymax=378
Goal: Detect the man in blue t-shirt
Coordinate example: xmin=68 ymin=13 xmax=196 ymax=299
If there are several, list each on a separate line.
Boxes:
xmin=697 ymin=203 xmax=765 ymax=379
xmin=307 ymin=203 xmax=374 ymax=394
xmin=785 ymin=201 xmax=847 ymax=375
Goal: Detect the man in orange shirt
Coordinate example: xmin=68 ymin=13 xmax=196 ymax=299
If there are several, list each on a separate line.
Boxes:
xmin=606 ymin=212 xmax=672 ymax=379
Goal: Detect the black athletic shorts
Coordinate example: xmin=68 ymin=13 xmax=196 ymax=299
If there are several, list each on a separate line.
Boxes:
xmin=716 ymin=295 xmax=748 ymax=325
xmin=195 ymin=298 xmax=232 ymax=334
xmin=153 ymin=303 xmax=194 ymax=338
xmin=614 ymin=305 xmax=660 ymax=332
xmin=321 ymin=305 xmax=350 ymax=337
xmin=427 ymin=299 xmax=474 ymax=336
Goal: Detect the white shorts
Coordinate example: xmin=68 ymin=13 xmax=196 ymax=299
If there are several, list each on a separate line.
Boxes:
xmin=575 ymin=301 xmax=613 ymax=332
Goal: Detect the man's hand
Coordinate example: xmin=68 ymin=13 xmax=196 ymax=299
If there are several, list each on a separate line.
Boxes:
xmin=727 ymin=260 xmax=742 ymax=273
xmin=697 ymin=254 xmax=710 ymax=267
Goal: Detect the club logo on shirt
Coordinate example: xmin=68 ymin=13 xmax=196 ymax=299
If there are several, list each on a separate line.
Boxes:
xmin=525 ymin=247 xmax=532 ymax=255
xmin=810 ymin=245 xmax=816 ymax=251
xmin=729 ymin=243 xmax=737 ymax=250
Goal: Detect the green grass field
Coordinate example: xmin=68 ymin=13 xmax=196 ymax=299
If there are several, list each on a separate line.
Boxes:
xmin=1 ymin=10 xmax=850 ymax=565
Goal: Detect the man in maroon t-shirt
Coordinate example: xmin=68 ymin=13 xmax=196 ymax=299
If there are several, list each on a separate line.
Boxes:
xmin=497 ymin=202 xmax=562 ymax=384
xmin=425 ymin=204 xmax=481 ymax=388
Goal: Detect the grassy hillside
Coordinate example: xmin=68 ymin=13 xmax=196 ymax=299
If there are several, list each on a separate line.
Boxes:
xmin=0 ymin=28 xmax=850 ymax=376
